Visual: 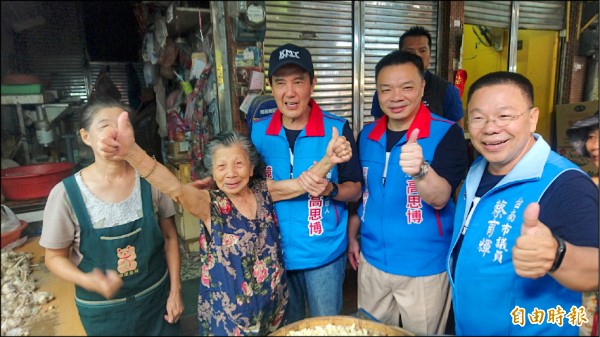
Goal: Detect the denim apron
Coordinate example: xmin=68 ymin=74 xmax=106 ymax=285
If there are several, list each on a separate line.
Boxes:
xmin=63 ymin=175 xmax=180 ymax=336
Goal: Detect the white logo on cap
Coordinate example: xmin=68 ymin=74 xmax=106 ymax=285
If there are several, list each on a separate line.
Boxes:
xmin=279 ymin=49 xmax=300 ymax=60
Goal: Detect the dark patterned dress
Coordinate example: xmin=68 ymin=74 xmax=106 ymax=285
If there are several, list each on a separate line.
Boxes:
xmin=197 ymin=179 xmax=288 ymax=336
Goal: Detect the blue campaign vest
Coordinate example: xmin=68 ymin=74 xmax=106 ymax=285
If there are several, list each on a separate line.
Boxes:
xmin=357 ymin=103 xmax=456 ymax=276
xmin=448 ymin=135 xmax=583 ymax=336
xmin=251 ymin=100 xmax=349 ymax=270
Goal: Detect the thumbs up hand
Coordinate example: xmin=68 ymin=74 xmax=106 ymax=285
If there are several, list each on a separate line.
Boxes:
xmin=399 ymin=128 xmax=424 ymax=176
xmin=512 ymin=202 xmax=559 ymax=279
xmin=326 ymin=126 xmax=352 ymax=164
xmin=97 ymin=111 xmax=135 ymax=161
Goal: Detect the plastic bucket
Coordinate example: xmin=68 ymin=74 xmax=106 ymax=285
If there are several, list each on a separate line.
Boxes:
xmin=1 ymin=220 xmax=28 ymax=248
xmin=1 ymin=162 xmax=74 ymax=200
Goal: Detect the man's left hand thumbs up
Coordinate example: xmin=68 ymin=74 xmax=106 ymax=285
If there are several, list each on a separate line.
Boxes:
xmin=327 ymin=126 xmax=351 ymax=164
xmin=400 ymin=128 xmax=424 ymax=176
xmin=520 ymin=202 xmax=544 ymax=236
xmin=513 ymin=202 xmax=558 ymax=279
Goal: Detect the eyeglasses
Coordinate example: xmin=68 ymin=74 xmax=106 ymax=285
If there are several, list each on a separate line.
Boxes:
xmin=468 ymin=108 xmax=532 ymax=129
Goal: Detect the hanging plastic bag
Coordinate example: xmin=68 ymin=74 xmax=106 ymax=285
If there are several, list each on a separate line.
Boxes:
xmin=154 ymin=12 xmax=168 ymax=49
xmin=166 ymin=89 xmax=182 ymax=110
xmin=158 ymin=38 xmax=179 ymax=68
xmin=145 ymin=32 xmax=159 ymax=65
xmin=167 ymin=108 xmax=187 ymax=141
xmin=1 ymin=204 xmax=20 ymax=234
xmin=143 ymin=62 xmax=154 ymax=87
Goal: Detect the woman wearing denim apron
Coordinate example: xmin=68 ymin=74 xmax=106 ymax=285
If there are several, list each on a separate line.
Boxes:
xmin=40 ymin=97 xmax=183 ymax=336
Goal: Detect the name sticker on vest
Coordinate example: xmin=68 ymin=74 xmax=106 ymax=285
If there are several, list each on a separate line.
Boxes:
xmin=406 ymin=180 xmax=423 ymax=224
xmin=307 ymin=195 xmax=324 ymax=236
xmin=265 ymin=165 xmax=273 ymax=179
xmin=361 ymin=167 xmax=369 ymax=222
xmin=116 ymin=245 xmax=139 ymax=277
xmin=477 ymin=197 xmax=523 ymax=264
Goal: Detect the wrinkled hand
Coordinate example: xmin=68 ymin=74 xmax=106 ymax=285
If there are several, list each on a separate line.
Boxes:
xmin=297 ymin=170 xmax=329 ymax=197
xmin=347 ymin=214 xmax=361 ymax=271
xmin=164 ymin=290 xmax=184 ymax=324
xmin=399 ymin=129 xmax=424 ymax=177
xmin=189 ymin=177 xmax=215 ymax=190
xmin=96 ymin=111 xmax=136 ymax=161
xmin=512 ymin=203 xmax=557 ymax=279
xmin=89 ymin=268 xmax=123 ymax=299
xmin=326 ymin=127 xmax=352 ymax=164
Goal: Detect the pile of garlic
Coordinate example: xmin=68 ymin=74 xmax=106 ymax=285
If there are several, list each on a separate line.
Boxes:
xmin=286 ymin=323 xmax=381 ymax=336
xmin=1 ymin=249 xmax=54 ymax=336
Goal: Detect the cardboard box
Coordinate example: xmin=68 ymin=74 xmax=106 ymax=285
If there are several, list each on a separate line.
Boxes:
xmin=554 ymin=100 xmax=598 ymax=176
xmin=175 ymin=209 xmax=201 ymax=240
xmin=185 ymin=238 xmax=200 ymax=253
xmin=167 ymin=141 xmax=190 ymax=161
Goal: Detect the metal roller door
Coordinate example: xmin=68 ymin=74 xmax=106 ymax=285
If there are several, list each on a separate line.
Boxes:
xmin=88 ymin=62 xmax=145 ymax=108
xmin=465 ymin=1 xmax=565 ymax=31
xmin=518 ymin=1 xmax=565 ymax=31
xmin=12 ymin=2 xmax=88 ymax=101
xmin=264 ymin=1 xmax=354 ymax=122
xmin=362 ymin=1 xmax=438 ymax=123
xmin=264 ymin=1 xmax=439 ymax=130
xmin=464 ymin=1 xmax=511 ymax=29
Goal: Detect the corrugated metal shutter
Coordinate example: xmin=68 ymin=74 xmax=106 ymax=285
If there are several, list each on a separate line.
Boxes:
xmin=264 ymin=1 xmax=354 ymax=121
xmin=12 ymin=2 xmax=145 ymax=108
xmin=464 ymin=1 xmax=511 ymax=29
xmin=14 ymin=2 xmax=88 ymax=101
xmin=88 ymin=62 xmax=145 ymax=108
xmin=363 ymin=1 xmax=438 ymax=121
xmin=518 ymin=1 xmax=565 ymax=31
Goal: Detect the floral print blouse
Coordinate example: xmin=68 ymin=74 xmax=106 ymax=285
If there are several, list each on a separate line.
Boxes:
xmin=197 ymin=179 xmax=288 ymax=336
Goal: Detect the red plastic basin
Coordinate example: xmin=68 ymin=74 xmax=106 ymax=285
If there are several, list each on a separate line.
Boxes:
xmin=1 ymin=220 xmax=28 ymax=248
xmin=1 ymin=162 xmax=74 ymax=200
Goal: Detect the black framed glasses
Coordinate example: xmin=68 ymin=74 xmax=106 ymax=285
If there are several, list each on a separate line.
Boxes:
xmin=468 ymin=108 xmax=533 ymax=129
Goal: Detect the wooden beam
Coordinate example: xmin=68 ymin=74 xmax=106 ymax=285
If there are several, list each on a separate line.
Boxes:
xmin=580 ymin=13 xmax=598 ymax=35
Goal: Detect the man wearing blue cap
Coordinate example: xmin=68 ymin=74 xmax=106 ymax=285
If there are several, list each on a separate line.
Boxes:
xmin=251 ymin=43 xmax=363 ymax=324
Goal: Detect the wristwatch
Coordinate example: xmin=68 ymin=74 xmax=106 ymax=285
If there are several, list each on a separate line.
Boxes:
xmin=410 ymin=161 xmax=429 ymax=180
xmin=549 ymin=235 xmax=566 ymax=272
xmin=328 ymin=182 xmax=339 ymax=198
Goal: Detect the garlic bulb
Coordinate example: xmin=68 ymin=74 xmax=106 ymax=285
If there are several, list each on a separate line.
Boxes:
xmin=1 ymin=249 xmax=54 ymax=336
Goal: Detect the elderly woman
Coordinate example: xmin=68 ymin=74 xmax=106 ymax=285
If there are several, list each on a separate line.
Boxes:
xmin=97 ymin=111 xmax=352 ymax=335
xmin=40 ymin=96 xmax=183 ymax=336
xmin=567 ymin=111 xmax=599 ymax=184
xmin=567 ymin=111 xmax=599 ymax=336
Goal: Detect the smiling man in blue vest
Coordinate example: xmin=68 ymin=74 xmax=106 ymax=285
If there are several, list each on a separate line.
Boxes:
xmin=347 ymin=50 xmax=469 ymax=335
xmin=448 ymin=71 xmax=598 ymax=335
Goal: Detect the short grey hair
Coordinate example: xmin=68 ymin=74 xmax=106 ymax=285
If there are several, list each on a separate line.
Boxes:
xmin=202 ymin=131 xmax=263 ymax=178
